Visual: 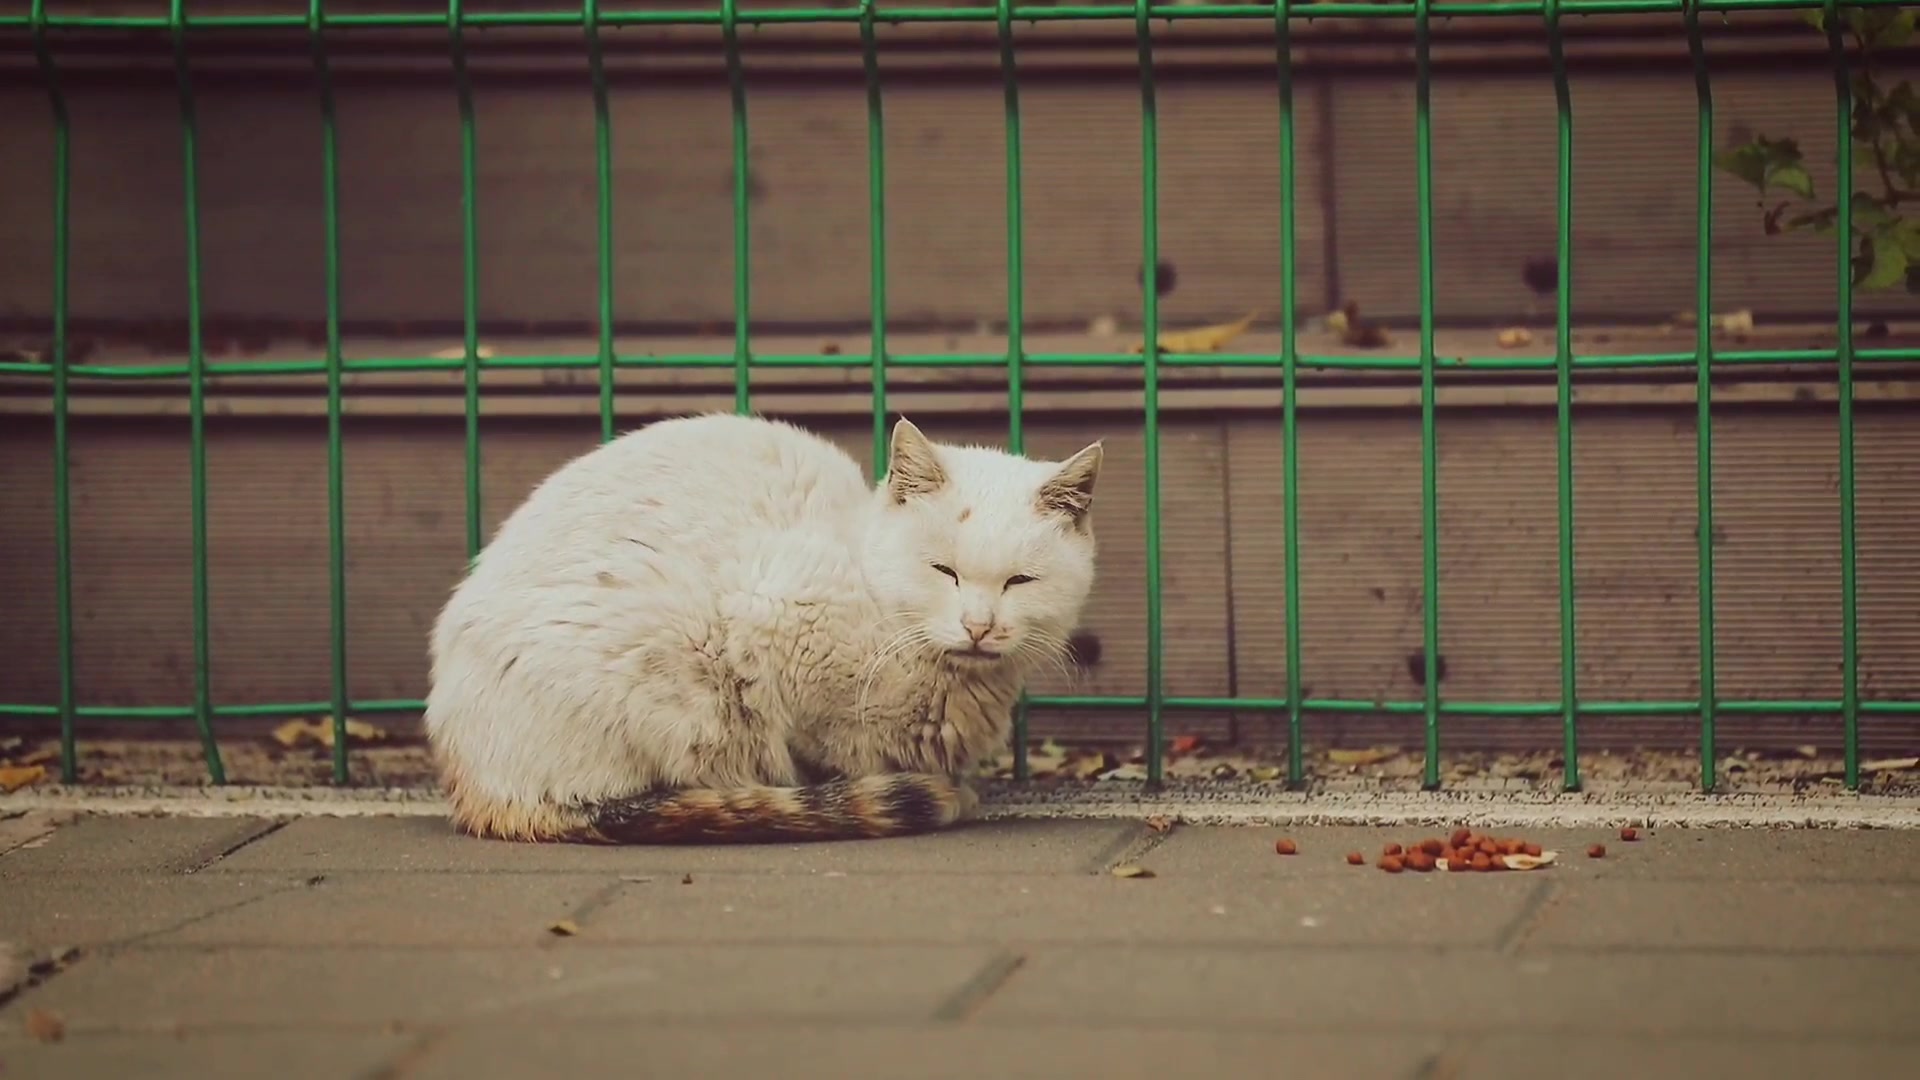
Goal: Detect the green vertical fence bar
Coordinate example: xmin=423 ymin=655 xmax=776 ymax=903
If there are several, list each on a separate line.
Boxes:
xmin=998 ymin=0 xmax=1030 ymax=781
xmin=1824 ymin=0 xmax=1859 ymax=790
xmin=1134 ymin=0 xmax=1164 ymax=786
xmin=1545 ymin=0 xmax=1579 ymax=791
xmin=722 ymin=0 xmax=751 ymax=414
xmin=449 ymin=0 xmax=482 ymax=561
xmin=170 ymin=0 xmax=226 ymax=784
xmin=1685 ymin=0 xmax=1716 ymax=792
xmin=1275 ymin=0 xmax=1306 ymax=788
xmin=861 ymin=0 xmax=888 ymax=475
xmin=311 ymin=0 xmax=350 ymax=780
xmin=585 ymin=0 xmax=617 ymax=444
xmin=1413 ymin=0 xmax=1441 ymax=789
xmin=30 ymin=0 xmax=78 ymax=782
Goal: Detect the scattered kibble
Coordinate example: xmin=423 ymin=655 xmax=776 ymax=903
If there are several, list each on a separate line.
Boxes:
xmin=1523 ymin=842 xmax=1543 ymax=858
xmin=1345 ymin=851 xmax=1365 ymax=866
xmin=1471 ymin=852 xmax=1493 ymax=872
xmin=1449 ymin=828 xmax=1473 ymax=847
xmin=1274 ymin=838 xmax=1298 ymax=856
xmin=1383 ymin=843 xmax=1403 ymax=857
xmin=1620 ymin=826 xmax=1639 ymax=842
xmin=1406 ymin=851 xmax=1435 ymax=872
xmin=1419 ymin=839 xmax=1445 ymax=857
xmin=1587 ymin=844 xmax=1607 ymax=858
xmin=1379 ymin=855 xmax=1405 ymax=873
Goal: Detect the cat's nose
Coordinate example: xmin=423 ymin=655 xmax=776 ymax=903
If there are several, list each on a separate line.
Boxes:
xmin=962 ymin=616 xmax=996 ymax=643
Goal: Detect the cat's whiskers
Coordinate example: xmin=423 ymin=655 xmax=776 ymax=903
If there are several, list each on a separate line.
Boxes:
xmin=854 ymin=623 xmax=936 ymax=725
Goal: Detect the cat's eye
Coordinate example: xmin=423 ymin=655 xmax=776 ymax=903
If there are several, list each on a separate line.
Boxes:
xmin=1005 ymin=574 xmax=1037 ymax=588
xmin=931 ymin=563 xmax=958 ymax=581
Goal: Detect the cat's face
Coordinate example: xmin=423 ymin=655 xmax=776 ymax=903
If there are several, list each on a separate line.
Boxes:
xmin=865 ymin=419 xmax=1102 ymax=673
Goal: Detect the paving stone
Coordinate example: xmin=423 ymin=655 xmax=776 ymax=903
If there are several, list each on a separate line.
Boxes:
xmin=415 ymin=1022 xmax=1438 ymax=1080
xmin=155 ymin=872 xmax=614 ymax=947
xmin=0 ymin=816 xmax=276 ymax=879
xmin=1456 ymin=1034 xmax=1920 ymax=1079
xmin=4 ymin=944 xmax=1002 ymax=1029
xmin=1525 ymin=879 xmax=1920 ymax=952
xmin=977 ymin=948 xmax=1920 ymax=1036
xmin=210 ymin=816 xmax=1138 ymax=876
xmin=0 ymin=874 xmax=300 ymax=949
xmin=580 ymin=867 xmax=1541 ymax=947
xmin=0 ymin=1029 xmax=407 ymax=1080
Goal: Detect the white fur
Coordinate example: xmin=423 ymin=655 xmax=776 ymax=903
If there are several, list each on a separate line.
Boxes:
xmin=424 ymin=412 xmax=1102 ymax=820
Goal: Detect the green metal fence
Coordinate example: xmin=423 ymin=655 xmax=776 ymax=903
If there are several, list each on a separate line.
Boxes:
xmin=2 ymin=0 xmax=1916 ymax=795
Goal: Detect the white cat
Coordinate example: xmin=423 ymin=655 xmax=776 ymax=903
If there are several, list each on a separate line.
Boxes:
xmin=424 ymin=412 xmax=1103 ymax=843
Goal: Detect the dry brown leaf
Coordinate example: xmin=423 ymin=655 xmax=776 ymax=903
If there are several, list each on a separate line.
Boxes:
xmin=272 ymin=717 xmax=389 ymax=750
xmin=25 ymin=1007 xmax=65 ymax=1043
xmin=1247 ymin=765 xmax=1284 ymax=782
xmin=1110 ymin=864 xmax=1155 ymax=879
xmin=0 ymin=765 xmax=47 ymax=794
xmin=1144 ymin=815 xmax=1173 ymax=834
xmin=1129 ymin=311 xmax=1257 ymax=355
xmin=18 ymin=746 xmax=59 ymax=768
xmin=1496 ymin=327 xmax=1534 ymax=349
xmin=548 ymin=919 xmax=580 ymax=937
xmin=1168 ymin=735 xmax=1203 ymax=756
xmin=1327 ymin=747 xmax=1398 ymax=767
xmin=429 ymin=343 xmax=497 ymax=360
xmin=1864 ymin=756 xmax=1920 ymax=772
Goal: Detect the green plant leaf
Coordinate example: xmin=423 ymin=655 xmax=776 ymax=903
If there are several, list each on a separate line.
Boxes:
xmin=1872 ymin=9 xmax=1915 ymax=48
xmin=1788 ymin=207 xmax=1840 ymax=233
xmin=1801 ymin=9 xmax=1825 ymax=32
xmin=1859 ymin=235 xmax=1910 ymax=290
xmin=1768 ymin=163 xmax=1815 ymax=199
xmin=1893 ymin=219 xmax=1920 ymax=260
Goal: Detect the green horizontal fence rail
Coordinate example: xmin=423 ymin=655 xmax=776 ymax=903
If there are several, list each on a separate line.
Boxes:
xmin=2 ymin=0 xmax=1918 ymax=793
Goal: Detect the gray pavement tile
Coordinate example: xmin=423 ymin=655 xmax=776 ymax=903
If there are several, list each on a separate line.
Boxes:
xmin=2 ymin=945 xmax=1002 ymax=1029
xmin=209 ymin=816 xmax=1139 ymax=876
xmin=1142 ymin=824 xmax=1920 ymax=882
xmin=977 ymin=947 xmax=1920 ymax=1036
xmin=580 ymin=866 xmax=1541 ymax=947
xmin=0 ymin=1029 xmax=408 ymax=1080
xmin=1525 ymin=879 xmax=1920 ymax=952
xmin=416 ymin=1022 xmax=1438 ymax=1080
xmin=1456 ymin=1034 xmax=1920 ymax=1079
xmin=0 ymin=874 xmax=301 ymax=950
xmin=0 ymin=817 xmax=277 ymax=879
xmin=152 ymin=872 xmax=613 ymax=947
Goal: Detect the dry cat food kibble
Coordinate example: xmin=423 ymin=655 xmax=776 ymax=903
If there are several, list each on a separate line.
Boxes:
xmin=1620 ymin=826 xmax=1640 ymax=842
xmin=1383 ymin=843 xmax=1403 ymax=857
xmin=1346 ymin=851 xmax=1366 ymax=866
xmin=1379 ymin=855 xmax=1405 ymax=873
xmin=1588 ymin=844 xmax=1607 ymax=858
xmin=1274 ymin=838 xmax=1298 ymax=856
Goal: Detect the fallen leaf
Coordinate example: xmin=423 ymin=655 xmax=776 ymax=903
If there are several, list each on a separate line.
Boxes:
xmin=1496 ymin=327 xmax=1534 ymax=348
xmin=24 ymin=1007 xmax=65 ymax=1043
xmin=1864 ymin=756 xmax=1920 ymax=772
xmin=1144 ymin=815 xmax=1173 ymax=834
xmin=1067 ymin=751 xmax=1115 ymax=780
xmin=1110 ymin=864 xmax=1155 ymax=879
xmin=429 ymin=343 xmax=497 ymax=360
xmin=17 ymin=746 xmax=58 ymax=768
xmin=548 ymin=919 xmax=580 ymax=937
xmin=1715 ymin=309 xmax=1754 ymax=334
xmin=1248 ymin=765 xmax=1284 ymax=783
xmin=1168 ymin=735 xmax=1202 ymax=756
xmin=271 ymin=717 xmax=389 ymax=751
xmin=680 ymin=873 xmax=694 ymax=885
xmin=1098 ymin=763 xmax=1150 ymax=783
xmin=1129 ymin=311 xmax=1257 ymax=355
xmin=1795 ymin=745 xmax=1820 ymax=759
xmin=0 ymin=765 xmax=47 ymax=794
xmin=1327 ymin=747 xmax=1398 ymax=767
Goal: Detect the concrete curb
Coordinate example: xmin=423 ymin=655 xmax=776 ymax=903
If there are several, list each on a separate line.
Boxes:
xmin=6 ymin=782 xmax=1920 ymax=829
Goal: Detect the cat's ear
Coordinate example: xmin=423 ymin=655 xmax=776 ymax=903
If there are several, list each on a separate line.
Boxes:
xmin=886 ymin=418 xmax=949 ymax=504
xmin=1036 ymin=441 xmax=1103 ymax=528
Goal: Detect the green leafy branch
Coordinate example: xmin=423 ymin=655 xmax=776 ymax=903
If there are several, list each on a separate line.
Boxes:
xmin=1714 ymin=7 xmax=1920 ymax=293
